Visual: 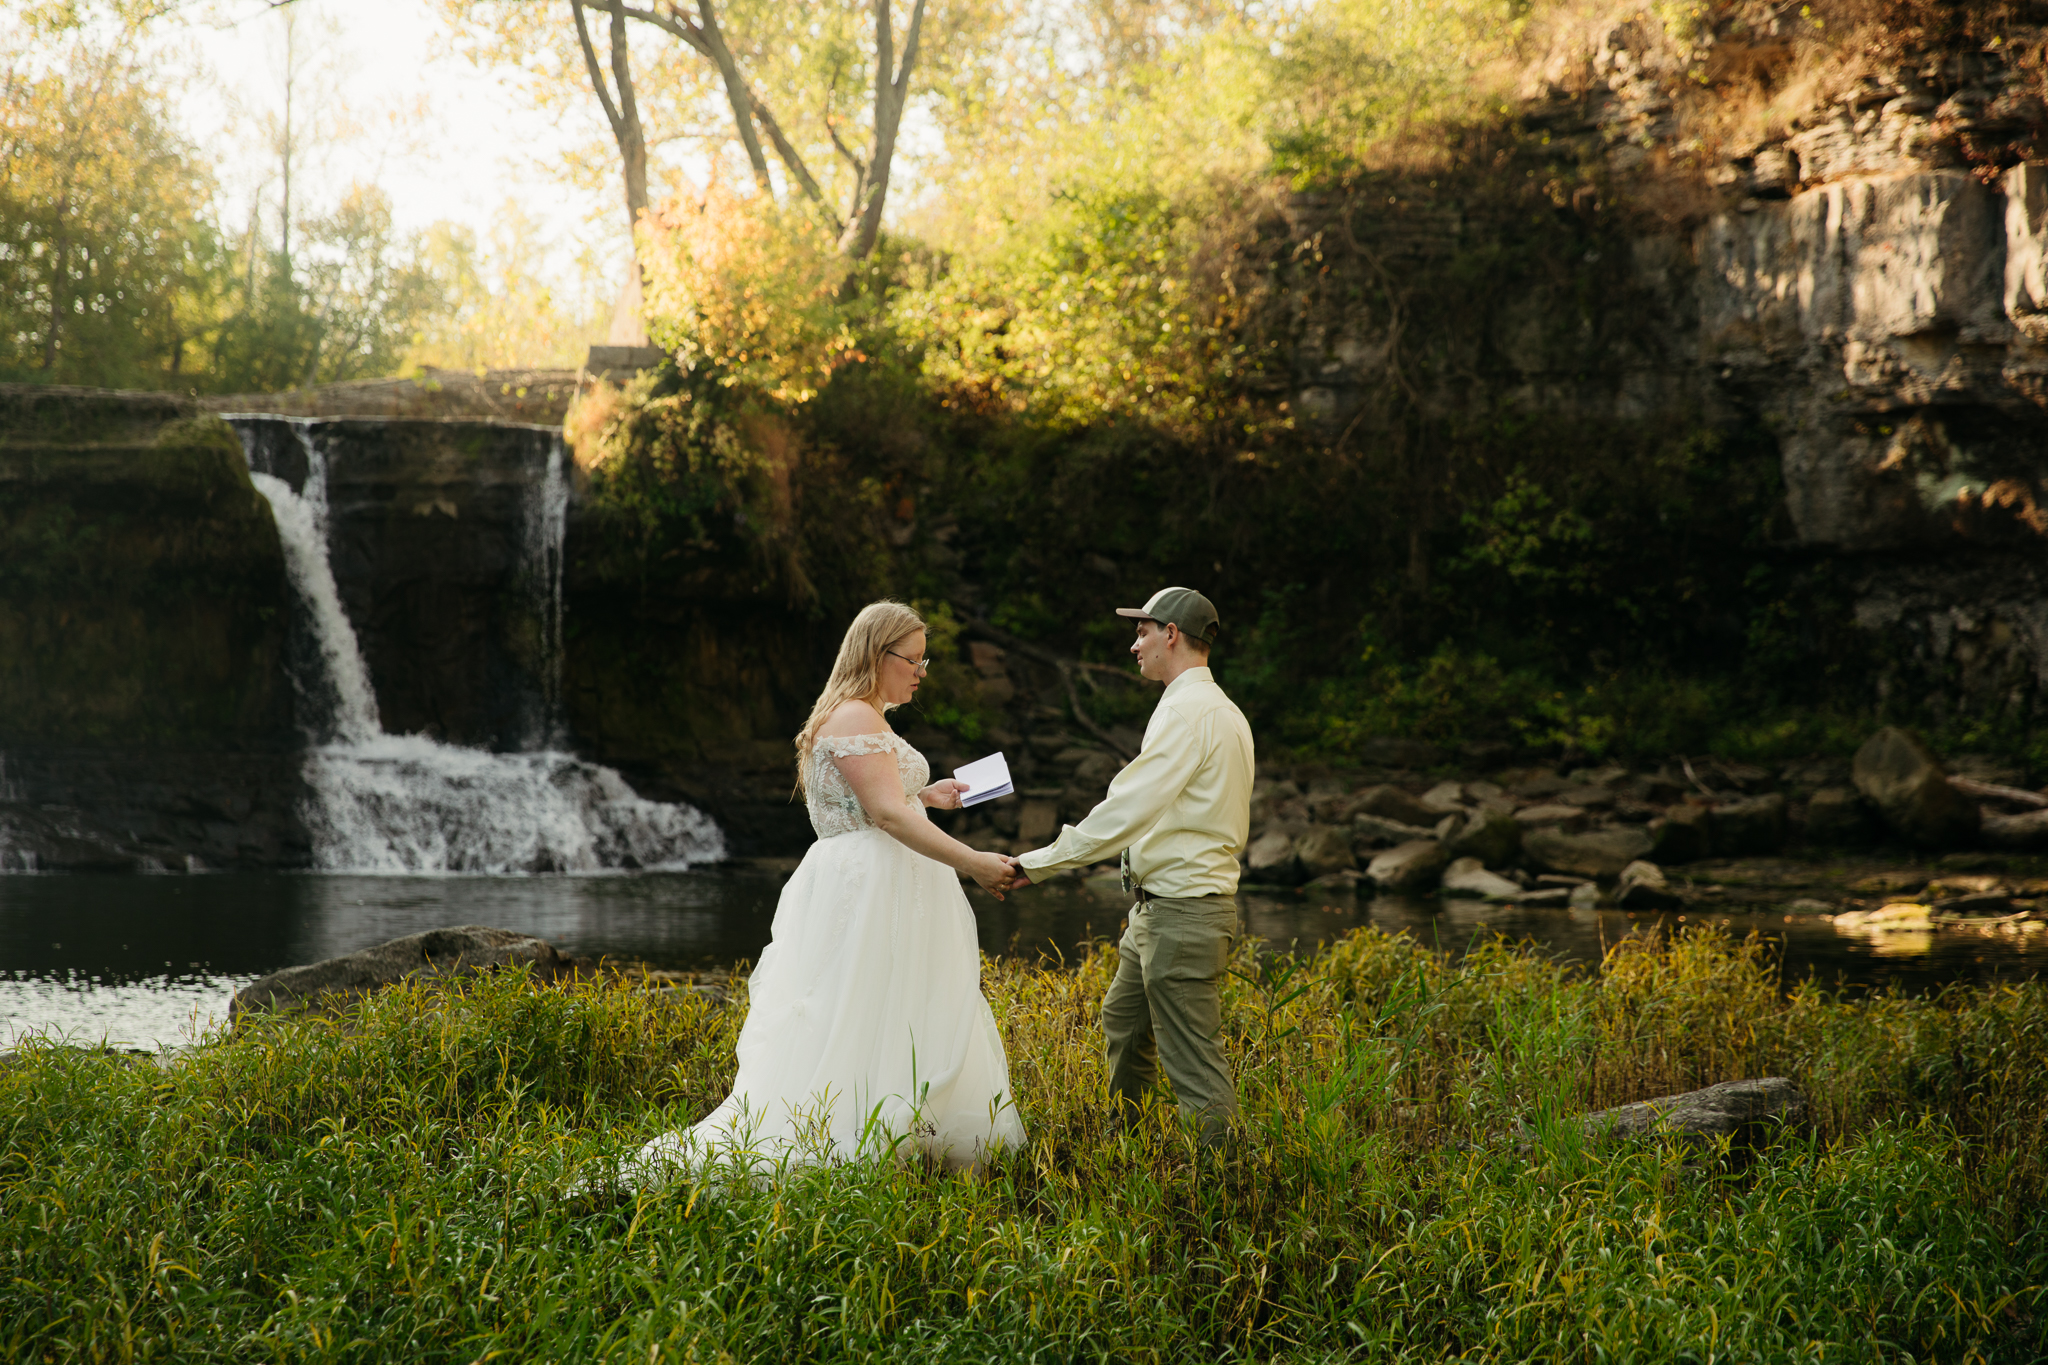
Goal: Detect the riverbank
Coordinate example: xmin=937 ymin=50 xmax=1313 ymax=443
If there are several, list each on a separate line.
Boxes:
xmin=4 ymin=927 xmax=2042 ymax=1361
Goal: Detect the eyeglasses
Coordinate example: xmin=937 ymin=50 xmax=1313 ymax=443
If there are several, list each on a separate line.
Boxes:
xmin=886 ymin=649 xmax=931 ymax=674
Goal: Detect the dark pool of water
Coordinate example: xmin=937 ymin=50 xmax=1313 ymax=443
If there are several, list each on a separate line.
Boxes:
xmin=4 ymin=866 xmax=2043 ymax=1049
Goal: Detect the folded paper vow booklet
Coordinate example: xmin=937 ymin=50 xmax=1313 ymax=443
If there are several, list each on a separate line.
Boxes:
xmin=951 ymin=752 xmax=1014 ymax=808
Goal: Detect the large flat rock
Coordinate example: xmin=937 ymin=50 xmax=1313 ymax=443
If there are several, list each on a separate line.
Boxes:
xmin=231 ymin=925 xmax=580 ymax=1020
xmin=1577 ymin=1077 xmax=1808 ymax=1143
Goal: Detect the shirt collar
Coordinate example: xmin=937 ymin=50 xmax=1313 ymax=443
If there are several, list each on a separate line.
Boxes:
xmin=1162 ymin=666 xmax=1213 ymax=699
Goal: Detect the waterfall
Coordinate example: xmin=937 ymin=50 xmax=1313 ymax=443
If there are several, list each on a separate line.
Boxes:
xmin=237 ymin=420 xmax=726 ymax=874
xmin=521 ymin=437 xmax=570 ymax=750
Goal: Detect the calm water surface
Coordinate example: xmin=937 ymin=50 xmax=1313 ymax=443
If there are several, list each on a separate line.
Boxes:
xmin=4 ymin=866 xmax=2044 ymax=1050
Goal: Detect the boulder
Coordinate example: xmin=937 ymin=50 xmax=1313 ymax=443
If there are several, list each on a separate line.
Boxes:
xmin=1351 ymin=784 xmax=1440 ymax=829
xmin=1446 ymin=807 xmax=1523 ymax=866
xmin=1981 ymin=808 xmax=2048 ymax=849
xmin=1615 ymin=859 xmax=1683 ymax=910
xmin=1803 ymin=787 xmax=1875 ymax=845
xmin=1366 ymin=839 xmax=1448 ymax=892
xmin=1576 ymin=1077 xmax=1807 ymax=1144
xmin=1852 ymin=727 xmax=1979 ymax=847
xmin=1648 ymin=804 xmax=1712 ymax=863
xmin=1293 ymin=825 xmax=1356 ymax=878
xmin=1711 ymin=792 xmax=1787 ymax=855
xmin=1523 ymin=825 xmax=1654 ymax=878
xmin=231 ymin=926 xmax=580 ymax=1019
xmin=1246 ymin=830 xmax=1302 ymax=883
xmin=1568 ymin=882 xmax=1603 ymax=909
xmin=1441 ymin=857 xmax=1523 ymax=900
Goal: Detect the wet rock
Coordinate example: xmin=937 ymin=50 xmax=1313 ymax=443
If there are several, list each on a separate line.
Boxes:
xmin=1980 ymin=808 xmax=2048 ymax=850
xmin=1803 ymin=787 xmax=1875 ymax=845
xmin=1712 ymin=792 xmax=1787 ymax=855
xmin=1615 ymin=859 xmax=1683 ymax=909
xmin=1446 ymin=807 xmax=1523 ymax=867
xmin=1514 ymin=803 xmax=1589 ymax=831
xmin=1852 ymin=727 xmax=1978 ymax=847
xmin=1246 ymin=830 xmax=1302 ymax=883
xmin=1366 ymin=839 xmax=1448 ymax=892
xmin=1556 ymin=785 xmax=1617 ymax=810
xmin=1507 ymin=770 xmax=1567 ymax=799
xmin=1568 ymin=882 xmax=1603 ymax=909
xmin=1831 ymin=902 xmax=1933 ymax=931
xmin=1353 ymin=812 xmax=1437 ymax=847
xmin=1293 ymin=825 xmax=1356 ymax=878
xmin=231 ymin=925 xmax=580 ymax=1019
xmin=1352 ymin=784 xmax=1439 ymax=829
xmin=1419 ymin=781 xmax=1469 ymax=815
xmin=1523 ymin=825 xmax=1654 ymax=878
xmin=1441 ymin=857 xmax=1522 ymax=900
xmin=1648 ymin=804 xmax=1713 ymax=863
xmin=1576 ymin=1077 xmax=1807 ymax=1144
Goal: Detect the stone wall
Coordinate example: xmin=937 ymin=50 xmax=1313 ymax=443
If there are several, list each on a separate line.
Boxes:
xmin=0 ymin=387 xmax=306 ymax=869
xmin=1274 ymin=13 xmax=2048 ymax=727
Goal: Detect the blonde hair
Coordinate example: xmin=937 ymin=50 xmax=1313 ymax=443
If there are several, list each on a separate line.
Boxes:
xmin=794 ymin=599 xmax=926 ymax=791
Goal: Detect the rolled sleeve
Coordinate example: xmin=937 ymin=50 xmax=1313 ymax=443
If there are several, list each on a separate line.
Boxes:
xmin=1017 ymin=708 xmax=1203 ymax=879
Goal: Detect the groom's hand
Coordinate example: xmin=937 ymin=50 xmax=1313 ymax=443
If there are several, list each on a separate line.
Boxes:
xmin=1004 ymin=855 xmax=1032 ymax=889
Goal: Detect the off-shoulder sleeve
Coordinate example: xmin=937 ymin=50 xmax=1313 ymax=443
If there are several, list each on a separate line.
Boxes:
xmin=815 ymin=732 xmax=902 ymax=760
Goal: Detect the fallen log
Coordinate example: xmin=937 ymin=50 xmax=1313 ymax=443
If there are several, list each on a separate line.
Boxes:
xmin=1948 ymin=775 xmax=2048 ymax=808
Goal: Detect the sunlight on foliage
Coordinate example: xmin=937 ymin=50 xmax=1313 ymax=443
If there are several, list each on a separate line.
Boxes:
xmin=639 ymin=185 xmax=860 ymax=405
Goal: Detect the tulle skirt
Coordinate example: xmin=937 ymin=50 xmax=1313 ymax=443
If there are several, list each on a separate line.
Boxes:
xmin=624 ymin=827 xmax=1027 ymax=1185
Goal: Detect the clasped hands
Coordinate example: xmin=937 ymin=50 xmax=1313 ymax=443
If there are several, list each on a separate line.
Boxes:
xmin=921 ymin=781 xmax=1034 ymax=899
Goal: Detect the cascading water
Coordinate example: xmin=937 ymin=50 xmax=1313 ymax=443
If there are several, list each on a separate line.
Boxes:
xmin=521 ymin=437 xmax=570 ymax=751
xmin=238 ymin=420 xmax=725 ymax=874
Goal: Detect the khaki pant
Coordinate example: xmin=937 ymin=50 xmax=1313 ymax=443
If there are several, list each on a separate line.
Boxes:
xmin=1100 ymin=894 xmax=1240 ymax=1145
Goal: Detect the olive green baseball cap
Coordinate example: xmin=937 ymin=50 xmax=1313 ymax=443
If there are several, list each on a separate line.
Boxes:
xmin=1116 ymin=586 xmax=1220 ymax=644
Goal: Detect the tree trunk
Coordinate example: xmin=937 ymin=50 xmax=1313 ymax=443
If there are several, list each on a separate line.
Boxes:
xmin=837 ymin=0 xmax=926 ymax=260
xmin=43 ymin=196 xmax=66 ymax=372
xmin=694 ymin=0 xmax=772 ymax=190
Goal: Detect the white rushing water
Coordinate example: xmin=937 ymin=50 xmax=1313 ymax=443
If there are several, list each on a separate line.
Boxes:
xmin=522 ymin=437 xmax=571 ymax=751
xmin=244 ymin=423 xmax=726 ymax=874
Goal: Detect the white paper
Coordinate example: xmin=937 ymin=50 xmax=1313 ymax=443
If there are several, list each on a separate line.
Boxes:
xmin=951 ymin=751 xmax=1014 ymax=808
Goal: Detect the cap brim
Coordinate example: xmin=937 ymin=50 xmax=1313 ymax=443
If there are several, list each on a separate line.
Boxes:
xmin=1113 ymin=607 xmax=1154 ymax=619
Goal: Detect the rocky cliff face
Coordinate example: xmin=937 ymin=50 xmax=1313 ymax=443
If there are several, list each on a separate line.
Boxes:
xmin=1279 ymin=9 xmax=2048 ymax=729
xmin=239 ymin=416 xmax=565 ymax=753
xmin=0 ymin=388 xmax=307 ymax=869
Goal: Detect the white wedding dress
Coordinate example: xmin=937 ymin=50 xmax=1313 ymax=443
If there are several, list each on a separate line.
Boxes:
xmin=623 ymin=730 xmax=1027 ymax=1184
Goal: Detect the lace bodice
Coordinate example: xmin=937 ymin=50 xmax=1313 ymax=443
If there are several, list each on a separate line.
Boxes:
xmin=808 ymin=731 xmax=929 ymax=839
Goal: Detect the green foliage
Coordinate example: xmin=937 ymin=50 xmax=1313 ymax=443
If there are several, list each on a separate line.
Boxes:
xmin=903 ymin=599 xmax=998 ymax=742
xmin=565 ymin=366 xmax=890 ymax=614
xmin=0 ymin=39 xmax=222 ymax=387
xmin=4 ymin=932 xmax=2046 ymax=1360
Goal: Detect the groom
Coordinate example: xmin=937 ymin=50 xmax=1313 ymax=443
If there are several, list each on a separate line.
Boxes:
xmin=1004 ymin=587 xmax=1255 ymax=1147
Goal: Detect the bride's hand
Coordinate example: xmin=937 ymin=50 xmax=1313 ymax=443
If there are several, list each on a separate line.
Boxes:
xmin=922 ymin=779 xmax=971 ymax=810
xmin=967 ymin=851 xmax=1013 ymax=899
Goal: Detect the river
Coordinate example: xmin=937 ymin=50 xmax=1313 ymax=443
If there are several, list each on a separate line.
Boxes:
xmin=6 ymin=864 xmax=2043 ymax=1051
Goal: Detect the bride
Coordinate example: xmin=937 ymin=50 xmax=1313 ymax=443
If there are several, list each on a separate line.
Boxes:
xmin=624 ymin=600 xmax=1028 ymax=1184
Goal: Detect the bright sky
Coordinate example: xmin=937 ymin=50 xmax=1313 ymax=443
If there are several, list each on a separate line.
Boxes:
xmin=173 ymin=0 xmax=633 ymax=299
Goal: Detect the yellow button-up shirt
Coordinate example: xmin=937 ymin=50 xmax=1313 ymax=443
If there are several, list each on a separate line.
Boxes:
xmin=1017 ymin=666 xmax=1255 ymax=898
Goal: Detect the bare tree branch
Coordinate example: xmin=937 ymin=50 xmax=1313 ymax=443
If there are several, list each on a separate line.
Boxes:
xmin=837 ymin=0 xmax=925 ymax=258
xmin=570 ymin=0 xmax=647 ymax=221
xmin=692 ymin=0 xmax=772 ymax=189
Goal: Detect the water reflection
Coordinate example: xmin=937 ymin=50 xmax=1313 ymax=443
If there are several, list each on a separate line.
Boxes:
xmin=3 ymin=867 xmax=2044 ymax=1050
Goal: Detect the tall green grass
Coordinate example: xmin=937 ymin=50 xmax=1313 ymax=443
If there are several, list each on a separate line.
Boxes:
xmin=4 ymin=929 xmax=2044 ymax=1361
